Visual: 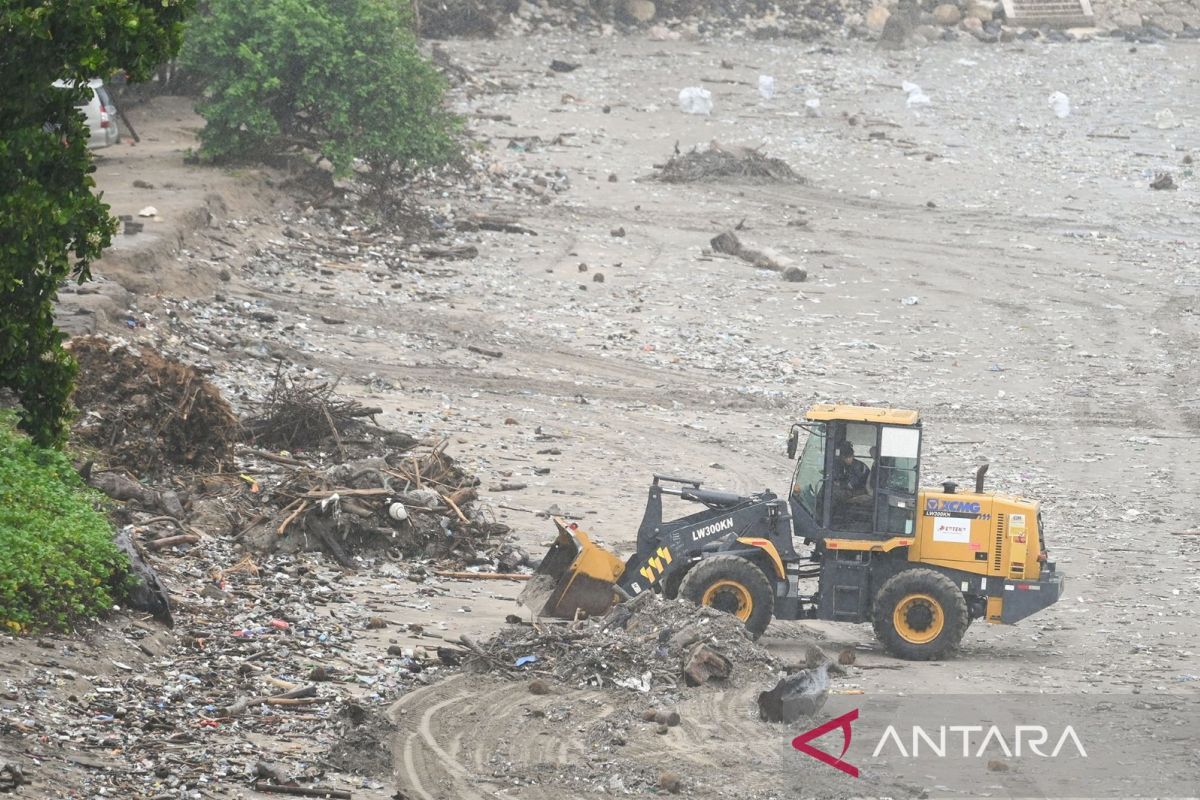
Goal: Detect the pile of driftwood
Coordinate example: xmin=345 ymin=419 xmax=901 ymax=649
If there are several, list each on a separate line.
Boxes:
xmin=656 ymin=143 xmax=803 ymax=184
xmin=243 ymin=371 xmax=384 ymax=455
xmin=235 ymin=438 xmax=510 ymax=566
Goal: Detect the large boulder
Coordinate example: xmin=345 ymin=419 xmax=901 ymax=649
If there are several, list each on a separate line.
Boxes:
xmin=964 ymin=2 xmax=994 ymax=21
xmin=933 ymin=3 xmax=962 ymax=25
xmin=1110 ymin=8 xmax=1144 ymax=25
xmin=625 ymin=0 xmax=656 ymax=22
xmin=865 ymin=4 xmax=892 ymax=32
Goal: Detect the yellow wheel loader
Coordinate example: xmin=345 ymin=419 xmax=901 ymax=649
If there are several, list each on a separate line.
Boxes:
xmin=520 ymin=405 xmax=1063 ymax=660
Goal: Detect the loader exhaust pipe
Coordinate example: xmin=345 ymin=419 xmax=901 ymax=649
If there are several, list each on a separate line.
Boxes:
xmin=975 ymin=464 xmax=989 ymax=494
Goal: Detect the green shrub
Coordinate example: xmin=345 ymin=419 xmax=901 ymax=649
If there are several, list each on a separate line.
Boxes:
xmin=0 ymin=414 xmax=128 ymax=631
xmin=183 ymin=0 xmax=459 ymax=178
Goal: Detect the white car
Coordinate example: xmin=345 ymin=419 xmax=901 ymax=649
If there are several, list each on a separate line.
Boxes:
xmin=52 ymin=78 xmax=120 ymax=149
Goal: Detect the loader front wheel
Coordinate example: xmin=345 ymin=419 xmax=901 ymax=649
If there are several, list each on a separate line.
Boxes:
xmin=678 ymin=555 xmax=774 ymax=640
xmin=872 ymin=569 xmax=968 ymax=661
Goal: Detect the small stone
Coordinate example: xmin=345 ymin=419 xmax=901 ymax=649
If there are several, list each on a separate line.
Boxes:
xmin=988 ymin=759 xmax=1010 ymax=772
xmin=658 ymin=771 xmax=682 ymax=793
xmin=838 ymin=648 xmax=857 ymax=666
xmin=309 ymin=665 xmax=331 ymax=682
xmin=608 ymin=173 xmax=618 ymax=182
xmin=200 ymin=583 xmax=233 ymax=604
xmin=781 ymin=266 xmax=807 ymax=283
xmin=505 ymin=417 xmax=519 ymax=425
xmin=387 ymin=644 xmax=405 ymax=656
xmin=656 ymin=723 xmax=669 ymax=735
xmin=366 ymin=616 xmax=388 ymax=629
xmin=529 ymin=679 xmax=551 ymax=695
xmin=610 ymin=226 xmax=626 ymax=237
xmin=961 ymin=16 xmax=983 ymax=32
xmin=593 ymin=272 xmax=605 ymax=283
xmin=642 ymin=708 xmax=659 ymax=722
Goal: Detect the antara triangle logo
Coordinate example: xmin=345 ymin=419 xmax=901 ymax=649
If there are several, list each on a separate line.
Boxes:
xmin=792 ymin=708 xmax=859 ymax=777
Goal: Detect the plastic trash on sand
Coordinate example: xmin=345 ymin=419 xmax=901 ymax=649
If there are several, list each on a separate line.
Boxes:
xmin=758 ymin=75 xmax=775 ymax=100
xmin=902 ymin=81 xmax=931 ymax=108
xmin=1048 ymin=91 xmax=1071 ymax=119
xmin=679 ymin=86 xmax=713 ymax=115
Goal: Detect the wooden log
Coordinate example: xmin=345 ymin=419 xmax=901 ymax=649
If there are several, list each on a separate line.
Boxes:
xmin=87 ymin=471 xmax=185 ymax=519
xmin=145 ymin=533 xmax=200 ymax=550
xmin=222 ymin=684 xmax=317 ymax=717
xmin=434 ymin=570 xmax=530 ymax=582
xmin=112 ymin=528 xmax=173 ymax=627
xmin=252 ymin=783 xmax=351 ymax=799
xmin=238 ymin=446 xmax=315 ymax=468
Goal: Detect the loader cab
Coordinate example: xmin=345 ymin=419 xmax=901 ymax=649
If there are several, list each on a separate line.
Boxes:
xmin=787 ymin=405 xmax=922 ymax=541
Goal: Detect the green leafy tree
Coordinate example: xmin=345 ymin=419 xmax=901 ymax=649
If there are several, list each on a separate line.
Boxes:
xmin=1 ymin=1 xmax=194 ymax=447
xmin=182 ymin=0 xmax=458 ymax=179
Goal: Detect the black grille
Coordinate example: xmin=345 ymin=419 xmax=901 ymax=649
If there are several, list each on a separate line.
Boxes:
xmin=994 ymin=514 xmax=1006 ymax=571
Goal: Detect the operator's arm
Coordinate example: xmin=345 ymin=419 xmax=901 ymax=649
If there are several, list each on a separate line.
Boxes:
xmin=850 ymin=460 xmax=870 ymax=491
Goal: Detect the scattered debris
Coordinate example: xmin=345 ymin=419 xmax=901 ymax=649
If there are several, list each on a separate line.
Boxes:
xmin=468 ymin=592 xmax=776 ymax=691
xmin=1151 ymin=171 xmax=1177 ymax=190
xmin=657 ymin=143 xmax=802 ymax=184
xmin=757 ymin=664 xmax=831 ymax=722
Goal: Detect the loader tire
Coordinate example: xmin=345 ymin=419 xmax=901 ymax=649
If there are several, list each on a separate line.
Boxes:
xmin=678 ymin=555 xmax=774 ymax=640
xmin=872 ymin=568 xmax=968 ymax=661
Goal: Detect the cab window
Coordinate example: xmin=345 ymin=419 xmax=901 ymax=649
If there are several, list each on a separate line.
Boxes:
xmin=790 ymin=423 xmax=825 ymax=520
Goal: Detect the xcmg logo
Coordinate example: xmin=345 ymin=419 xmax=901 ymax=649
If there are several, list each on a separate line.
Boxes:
xmin=925 ymin=498 xmax=982 ymax=515
xmin=792 ymin=709 xmax=1087 ymax=777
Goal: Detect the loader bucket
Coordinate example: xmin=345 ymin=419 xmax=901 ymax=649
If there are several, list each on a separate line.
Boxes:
xmin=518 ymin=518 xmax=626 ymax=619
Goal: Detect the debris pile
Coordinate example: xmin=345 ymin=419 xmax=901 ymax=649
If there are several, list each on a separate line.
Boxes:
xmin=67 ymin=337 xmax=510 ymax=569
xmin=69 ymin=336 xmax=240 ymax=477
xmin=656 ymin=143 xmax=803 ymax=184
xmin=234 ymin=439 xmax=511 ymax=567
xmin=470 ymin=592 xmax=778 ymax=691
xmin=243 ymin=371 xmax=387 ymax=452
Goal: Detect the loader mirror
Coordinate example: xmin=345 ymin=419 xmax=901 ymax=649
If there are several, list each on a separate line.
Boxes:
xmin=786 ymin=427 xmax=799 ymax=460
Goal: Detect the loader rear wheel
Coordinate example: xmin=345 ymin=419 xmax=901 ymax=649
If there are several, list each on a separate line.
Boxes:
xmin=872 ymin=569 xmax=968 ymax=661
xmin=678 ymin=555 xmax=774 ymax=640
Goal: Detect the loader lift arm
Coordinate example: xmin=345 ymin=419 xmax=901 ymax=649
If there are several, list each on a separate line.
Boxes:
xmin=617 ymin=474 xmax=796 ymax=598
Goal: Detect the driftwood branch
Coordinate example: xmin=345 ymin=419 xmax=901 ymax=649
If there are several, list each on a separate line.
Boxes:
xmin=86 ymin=471 xmax=185 ymax=519
xmin=222 ymin=684 xmax=319 ymax=717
